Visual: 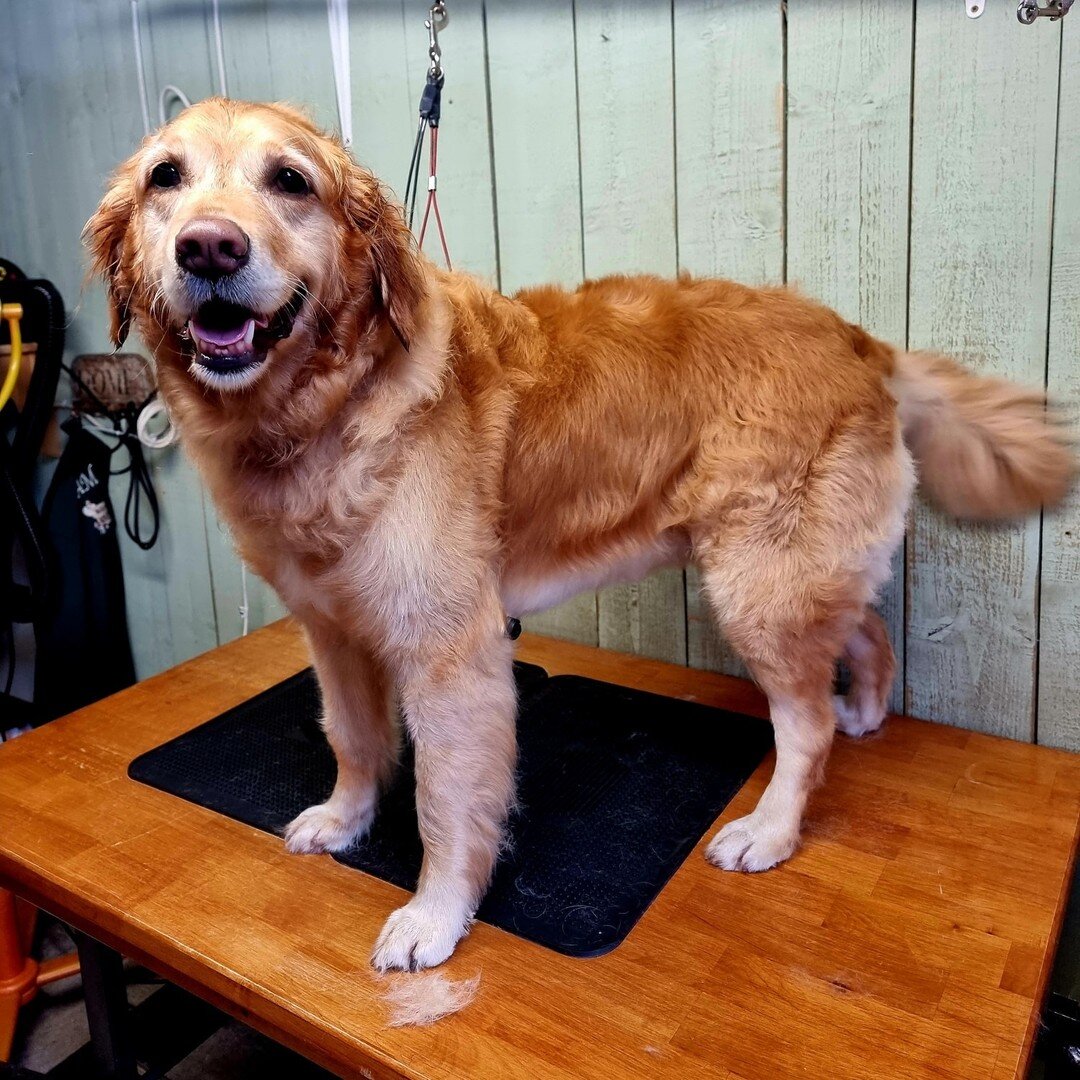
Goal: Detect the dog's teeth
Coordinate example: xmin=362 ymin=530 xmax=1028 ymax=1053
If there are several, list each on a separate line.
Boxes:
xmin=243 ymin=319 xmax=255 ymax=345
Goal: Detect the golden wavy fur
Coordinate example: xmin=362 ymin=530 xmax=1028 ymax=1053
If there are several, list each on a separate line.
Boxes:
xmin=86 ymin=99 xmax=1073 ymax=971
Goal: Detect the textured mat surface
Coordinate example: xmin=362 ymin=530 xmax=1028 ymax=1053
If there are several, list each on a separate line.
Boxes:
xmin=129 ymin=662 xmax=773 ymax=957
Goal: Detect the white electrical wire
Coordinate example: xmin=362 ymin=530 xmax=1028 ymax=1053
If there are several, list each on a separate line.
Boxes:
xmin=158 ymin=84 xmax=192 ymax=124
xmin=83 ymin=412 xmax=127 ymax=440
xmin=133 ymin=0 xmax=225 ymax=139
xmin=327 ymin=0 xmax=353 ymax=147
xmin=239 ymin=560 xmax=250 ymax=636
xmin=130 ymin=0 xmax=152 ymax=136
xmin=211 ymin=0 xmax=228 ymax=97
xmin=135 ymin=398 xmax=178 ymax=449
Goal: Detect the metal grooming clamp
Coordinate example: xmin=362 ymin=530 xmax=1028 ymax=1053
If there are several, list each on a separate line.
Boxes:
xmin=966 ymin=0 xmax=1072 ymax=19
xmin=1017 ymin=0 xmax=1073 ymax=20
xmin=427 ymin=1 xmax=449 ymax=80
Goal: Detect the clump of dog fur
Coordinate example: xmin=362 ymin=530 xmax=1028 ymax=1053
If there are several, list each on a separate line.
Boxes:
xmin=382 ymin=972 xmax=480 ymax=1027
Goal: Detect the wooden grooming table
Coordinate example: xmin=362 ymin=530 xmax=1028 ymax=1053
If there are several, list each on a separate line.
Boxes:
xmin=0 ymin=620 xmax=1077 ymax=1079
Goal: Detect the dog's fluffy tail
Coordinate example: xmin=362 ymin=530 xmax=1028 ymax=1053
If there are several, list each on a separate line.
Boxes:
xmin=889 ymin=349 xmax=1074 ymax=520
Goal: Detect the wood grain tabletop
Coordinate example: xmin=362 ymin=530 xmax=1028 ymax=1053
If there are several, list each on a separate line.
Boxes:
xmin=1 ymin=619 xmax=1077 ymax=1079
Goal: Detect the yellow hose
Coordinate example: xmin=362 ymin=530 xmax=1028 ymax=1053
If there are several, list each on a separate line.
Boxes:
xmin=0 ymin=303 xmax=23 ymax=412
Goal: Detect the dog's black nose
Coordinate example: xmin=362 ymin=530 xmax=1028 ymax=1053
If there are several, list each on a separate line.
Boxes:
xmin=175 ymin=217 xmax=250 ymax=279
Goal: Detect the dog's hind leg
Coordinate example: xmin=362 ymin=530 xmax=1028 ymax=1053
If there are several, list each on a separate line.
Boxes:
xmin=696 ymin=541 xmax=865 ymax=873
xmin=371 ymin=619 xmax=517 ymax=972
xmin=834 ymin=607 xmax=895 ymax=737
xmin=285 ymin=626 xmax=398 ymax=854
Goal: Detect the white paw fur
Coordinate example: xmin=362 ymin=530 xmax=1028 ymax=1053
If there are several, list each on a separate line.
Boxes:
xmin=833 ymin=694 xmax=885 ymax=738
xmin=283 ymin=801 xmax=373 ymax=854
xmin=705 ymin=813 xmax=799 ymax=872
xmin=371 ymin=899 xmax=471 ymax=972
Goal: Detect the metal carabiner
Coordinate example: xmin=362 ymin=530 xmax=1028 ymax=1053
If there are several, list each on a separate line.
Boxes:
xmin=427 ymin=2 xmax=449 ymax=80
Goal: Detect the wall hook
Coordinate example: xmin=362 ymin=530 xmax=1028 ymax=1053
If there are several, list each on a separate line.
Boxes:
xmin=1017 ymin=0 xmax=1073 ymax=21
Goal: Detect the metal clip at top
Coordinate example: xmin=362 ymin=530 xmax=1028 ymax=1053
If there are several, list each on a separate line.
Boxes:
xmin=1018 ymin=0 xmax=1074 ymax=21
xmin=426 ymin=2 xmax=449 ymax=80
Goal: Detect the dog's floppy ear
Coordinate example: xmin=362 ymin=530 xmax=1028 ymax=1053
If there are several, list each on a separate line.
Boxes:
xmin=83 ymin=162 xmax=138 ymax=348
xmin=344 ymin=164 xmax=426 ymax=351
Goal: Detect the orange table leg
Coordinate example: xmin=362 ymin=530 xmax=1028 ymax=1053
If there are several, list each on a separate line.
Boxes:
xmin=0 ymin=888 xmax=37 ymax=1061
xmin=0 ymin=990 xmax=20 ymax=1063
xmin=0 ymin=887 xmax=80 ymax=1061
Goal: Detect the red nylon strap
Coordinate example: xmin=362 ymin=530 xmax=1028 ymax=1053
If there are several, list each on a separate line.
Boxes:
xmin=417 ymin=126 xmax=452 ymax=269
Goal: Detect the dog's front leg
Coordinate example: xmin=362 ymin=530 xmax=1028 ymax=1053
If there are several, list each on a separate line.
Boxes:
xmin=371 ymin=628 xmax=517 ymax=971
xmin=285 ymin=624 xmax=397 ymax=854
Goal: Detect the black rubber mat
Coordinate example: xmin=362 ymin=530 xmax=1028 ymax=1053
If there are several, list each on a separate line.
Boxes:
xmin=129 ymin=662 xmax=773 ymax=958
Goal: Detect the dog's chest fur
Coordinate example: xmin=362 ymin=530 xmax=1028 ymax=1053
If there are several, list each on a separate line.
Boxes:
xmin=206 ymin=411 xmax=492 ymax=658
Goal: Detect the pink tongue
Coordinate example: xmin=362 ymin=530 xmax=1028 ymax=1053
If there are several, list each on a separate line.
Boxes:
xmin=189 ymin=317 xmax=254 ymax=347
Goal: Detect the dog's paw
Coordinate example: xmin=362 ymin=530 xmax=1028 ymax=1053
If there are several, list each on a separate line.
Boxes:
xmin=371 ymin=900 xmax=470 ymax=972
xmin=705 ymin=814 xmax=798 ymax=873
xmin=283 ymin=802 xmax=371 ymax=854
xmin=833 ymin=694 xmax=885 ymax=738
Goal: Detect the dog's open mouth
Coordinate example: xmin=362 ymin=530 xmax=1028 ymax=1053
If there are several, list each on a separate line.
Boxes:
xmin=186 ymin=288 xmax=306 ymax=375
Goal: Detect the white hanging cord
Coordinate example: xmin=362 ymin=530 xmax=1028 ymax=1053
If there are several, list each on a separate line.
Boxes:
xmin=327 ymin=0 xmax=353 ymax=147
xmin=211 ymin=0 xmax=228 ymax=97
xmin=239 ymin=560 xmax=251 ymax=636
xmin=132 ymin=3 xmax=201 ymax=131
xmin=130 ymin=0 xmax=152 ymax=136
xmin=158 ymin=84 xmax=192 ymax=124
xmin=135 ymin=398 xmax=178 ymax=449
xmin=83 ymin=411 xmax=127 ymax=440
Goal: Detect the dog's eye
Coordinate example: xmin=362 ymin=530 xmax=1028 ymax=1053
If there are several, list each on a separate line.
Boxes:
xmin=150 ymin=162 xmax=182 ymax=189
xmin=274 ymin=167 xmax=310 ymax=196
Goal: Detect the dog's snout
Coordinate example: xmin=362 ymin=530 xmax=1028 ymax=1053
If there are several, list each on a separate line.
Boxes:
xmin=175 ymin=217 xmax=250 ymax=279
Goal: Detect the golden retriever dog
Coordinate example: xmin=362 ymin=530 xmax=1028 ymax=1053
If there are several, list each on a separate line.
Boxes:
xmin=86 ymin=99 xmax=1073 ymax=971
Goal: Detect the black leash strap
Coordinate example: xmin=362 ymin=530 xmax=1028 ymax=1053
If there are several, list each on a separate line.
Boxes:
xmin=112 ymin=399 xmax=161 ymax=551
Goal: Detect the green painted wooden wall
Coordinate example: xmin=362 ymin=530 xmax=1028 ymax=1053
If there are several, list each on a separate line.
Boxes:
xmin=2 ymin=0 xmax=1077 ymax=748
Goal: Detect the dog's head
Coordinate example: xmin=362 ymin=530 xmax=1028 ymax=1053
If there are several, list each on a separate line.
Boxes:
xmin=84 ymin=99 xmax=424 ymax=394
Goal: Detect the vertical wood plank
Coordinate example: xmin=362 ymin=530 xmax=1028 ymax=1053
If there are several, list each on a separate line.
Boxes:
xmin=219 ymin=0 xmax=338 ymax=131
xmin=204 ymin=514 xmax=287 ymax=646
xmin=487 ymin=0 xmax=583 ymax=294
xmin=1037 ymin=20 xmax=1079 ymax=750
xmin=786 ymin=0 xmax=913 ymax=711
xmin=141 ymin=0 xmax=219 ymax=121
xmin=348 ymin=0 xmax=414 ymax=192
xmin=486 ymin=0 xmax=597 ymax=646
xmin=576 ymin=0 xmax=685 ymax=664
xmin=0 ymin=0 xmax=39 ymax=268
xmin=906 ymin=0 xmax=1058 ymax=737
xmin=127 ymin=446 xmax=220 ymax=667
xmin=674 ymin=0 xmax=784 ymax=675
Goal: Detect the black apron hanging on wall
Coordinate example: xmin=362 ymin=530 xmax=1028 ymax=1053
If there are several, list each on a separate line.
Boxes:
xmin=33 ymin=417 xmax=136 ymax=722
xmin=0 ymin=258 xmax=63 ymax=728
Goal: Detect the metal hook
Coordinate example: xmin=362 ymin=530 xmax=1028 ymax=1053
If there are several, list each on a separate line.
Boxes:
xmin=1017 ymin=0 xmax=1073 ymax=21
xmin=426 ymin=2 xmax=449 ymax=80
